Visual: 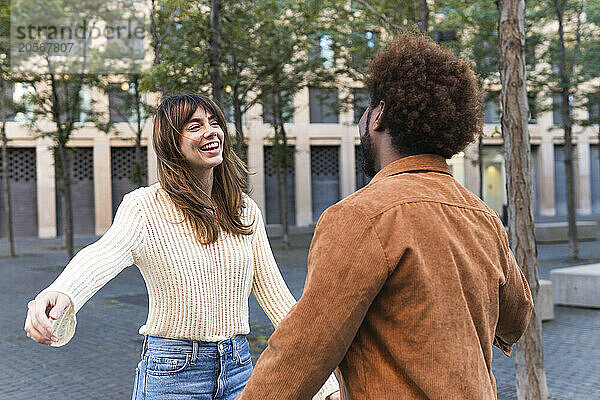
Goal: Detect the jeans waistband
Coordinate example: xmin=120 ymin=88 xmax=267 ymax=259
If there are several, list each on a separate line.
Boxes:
xmin=139 ymin=334 xmax=248 ymax=361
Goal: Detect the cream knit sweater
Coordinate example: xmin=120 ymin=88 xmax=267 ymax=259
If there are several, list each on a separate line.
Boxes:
xmin=42 ymin=183 xmax=338 ymax=399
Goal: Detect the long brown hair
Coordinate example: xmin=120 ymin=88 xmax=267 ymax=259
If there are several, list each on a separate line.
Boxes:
xmin=153 ymin=93 xmax=253 ymax=244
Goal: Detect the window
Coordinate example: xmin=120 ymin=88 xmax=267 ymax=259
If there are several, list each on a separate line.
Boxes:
xmin=106 ymin=20 xmax=145 ymax=60
xmin=483 ymin=92 xmax=500 ymax=124
xmin=528 ymin=91 xmax=538 ymax=124
xmin=54 ymin=82 xmax=90 ymax=123
xmin=309 ymin=87 xmax=338 ymax=124
xmin=1 ymin=83 xmax=15 ymax=122
xmin=309 ymin=34 xmax=335 ymax=68
xmin=553 ymin=93 xmax=573 ymax=126
xmin=350 ymin=31 xmax=378 ymax=69
xmin=353 ymin=88 xmax=369 ymax=125
xmin=262 ymin=98 xmax=293 ymax=125
xmin=434 ymin=30 xmax=458 ymax=43
xmin=108 ymin=82 xmax=144 ymax=123
xmin=221 ymin=91 xmax=234 ymax=124
xmin=319 ymin=35 xmax=334 ymax=68
xmin=588 ymin=92 xmax=600 ymax=125
xmin=12 ymin=82 xmax=35 ymax=123
xmin=525 ymin=35 xmax=539 ymax=70
xmin=79 ymin=85 xmax=92 ymax=122
xmin=553 ymin=93 xmax=562 ymax=125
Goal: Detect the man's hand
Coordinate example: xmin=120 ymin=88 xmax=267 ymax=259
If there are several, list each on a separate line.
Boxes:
xmin=24 ymin=291 xmax=70 ymax=345
xmin=326 ymin=390 xmax=341 ymax=400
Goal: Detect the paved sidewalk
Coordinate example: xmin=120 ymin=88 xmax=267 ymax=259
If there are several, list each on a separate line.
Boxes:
xmin=1 ymin=231 xmax=599 ymax=399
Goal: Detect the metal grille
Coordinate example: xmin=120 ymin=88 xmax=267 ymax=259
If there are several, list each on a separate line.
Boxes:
xmin=55 ymin=147 xmax=95 ymax=235
xmin=309 ymin=87 xmax=339 ymax=124
xmin=0 ymin=148 xmax=36 ymax=182
xmin=70 ymin=148 xmax=93 ymax=182
xmin=264 ymin=146 xmax=294 ymax=177
xmin=310 ymin=146 xmax=339 ymax=176
xmin=0 ymin=148 xmax=38 ymax=237
xmin=111 ymin=146 xmax=148 ymax=217
xmin=310 ymin=146 xmax=340 ymax=222
xmin=264 ymin=146 xmax=296 ymax=225
xmin=111 ymin=147 xmax=148 ymax=181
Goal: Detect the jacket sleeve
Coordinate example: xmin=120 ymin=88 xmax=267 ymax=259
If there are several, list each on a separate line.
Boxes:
xmin=240 ymin=202 xmax=390 ymax=400
xmin=39 ymin=191 xmax=147 ymax=313
xmin=250 ymin=204 xmax=339 ymax=399
xmin=494 ymin=224 xmax=534 ymax=356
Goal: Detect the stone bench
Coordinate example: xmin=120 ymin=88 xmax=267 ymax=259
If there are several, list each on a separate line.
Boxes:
xmin=538 ymin=279 xmax=554 ymax=321
xmin=550 ymin=264 xmax=600 ymax=308
xmin=535 ymin=221 xmax=598 ymax=243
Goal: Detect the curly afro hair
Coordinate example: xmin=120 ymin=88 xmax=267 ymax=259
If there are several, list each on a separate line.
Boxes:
xmin=365 ymin=33 xmax=482 ymax=159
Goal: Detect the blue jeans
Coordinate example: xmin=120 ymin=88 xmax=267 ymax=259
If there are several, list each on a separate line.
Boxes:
xmin=132 ymin=335 xmax=253 ymax=400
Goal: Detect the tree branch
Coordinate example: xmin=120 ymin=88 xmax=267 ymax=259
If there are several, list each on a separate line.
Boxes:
xmin=353 ymin=0 xmax=404 ymax=32
xmin=567 ymin=0 xmax=584 ymax=84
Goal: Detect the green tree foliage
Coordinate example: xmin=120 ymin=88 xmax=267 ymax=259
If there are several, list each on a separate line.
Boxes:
xmin=9 ymin=0 xmax=128 ymax=258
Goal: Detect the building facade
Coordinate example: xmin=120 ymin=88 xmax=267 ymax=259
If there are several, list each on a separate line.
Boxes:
xmin=1 ymin=83 xmax=599 ymax=238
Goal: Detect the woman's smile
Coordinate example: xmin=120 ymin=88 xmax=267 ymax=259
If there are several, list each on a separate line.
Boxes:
xmin=198 ymin=140 xmax=221 ymax=155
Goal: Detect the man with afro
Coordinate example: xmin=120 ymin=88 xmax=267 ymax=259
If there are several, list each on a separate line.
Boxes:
xmin=238 ymin=32 xmax=533 ymax=400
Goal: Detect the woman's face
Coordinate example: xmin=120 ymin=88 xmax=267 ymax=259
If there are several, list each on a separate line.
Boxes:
xmin=180 ymin=107 xmax=225 ymax=172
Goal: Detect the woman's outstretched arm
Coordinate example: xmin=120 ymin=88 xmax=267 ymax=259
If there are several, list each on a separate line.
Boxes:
xmin=24 ymin=190 xmax=148 ymax=345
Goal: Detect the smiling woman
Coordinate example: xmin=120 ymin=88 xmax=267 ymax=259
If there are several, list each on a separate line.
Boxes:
xmin=153 ymin=94 xmax=252 ymax=245
xmin=23 ymin=93 xmax=340 ymax=400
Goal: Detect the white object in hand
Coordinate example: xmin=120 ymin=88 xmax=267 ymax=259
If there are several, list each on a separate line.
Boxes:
xmin=50 ymin=301 xmax=76 ymax=347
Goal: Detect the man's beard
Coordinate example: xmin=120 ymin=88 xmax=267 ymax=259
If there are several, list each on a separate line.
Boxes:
xmin=360 ymin=109 xmax=377 ymax=178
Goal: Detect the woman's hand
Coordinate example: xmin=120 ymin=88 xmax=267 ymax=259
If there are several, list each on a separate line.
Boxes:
xmin=326 ymin=390 xmax=341 ymax=400
xmin=24 ymin=291 xmax=71 ymax=345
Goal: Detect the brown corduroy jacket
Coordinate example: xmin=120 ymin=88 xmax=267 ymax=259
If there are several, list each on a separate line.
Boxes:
xmin=238 ymin=154 xmax=533 ymax=400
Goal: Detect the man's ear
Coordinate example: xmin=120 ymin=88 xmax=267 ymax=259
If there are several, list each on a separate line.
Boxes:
xmin=373 ymin=101 xmax=385 ymax=131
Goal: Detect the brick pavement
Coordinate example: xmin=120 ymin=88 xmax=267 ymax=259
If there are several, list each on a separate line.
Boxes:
xmin=1 ymin=232 xmax=599 ymax=399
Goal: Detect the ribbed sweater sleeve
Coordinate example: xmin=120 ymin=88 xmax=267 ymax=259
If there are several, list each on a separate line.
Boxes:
xmin=41 ymin=191 xmax=147 ymax=313
xmin=249 ymin=204 xmax=339 ymax=399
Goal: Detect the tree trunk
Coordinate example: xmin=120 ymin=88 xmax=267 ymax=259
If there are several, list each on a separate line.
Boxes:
xmin=273 ymin=125 xmax=286 ymax=247
xmin=150 ymin=0 xmax=161 ymax=67
xmin=496 ymin=1 xmax=549 ymax=399
xmin=478 ymin=133 xmax=484 ymax=200
xmin=57 ymin=143 xmax=74 ymax=260
xmin=133 ymin=75 xmax=143 ymax=186
xmin=280 ymin=123 xmax=290 ymax=250
xmin=230 ymin=47 xmax=246 ymax=162
xmin=150 ymin=0 xmax=166 ymax=96
xmin=419 ymin=0 xmax=429 ymax=34
xmin=233 ymin=88 xmax=246 ymax=162
xmin=274 ymin=90 xmax=290 ymax=249
xmin=554 ymin=0 xmax=579 ymax=261
xmin=0 ymin=79 xmax=15 ymax=257
xmin=209 ymin=0 xmax=224 ymax=106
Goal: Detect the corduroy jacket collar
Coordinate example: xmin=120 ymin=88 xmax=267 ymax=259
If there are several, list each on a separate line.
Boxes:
xmin=370 ymin=153 xmax=452 ymax=184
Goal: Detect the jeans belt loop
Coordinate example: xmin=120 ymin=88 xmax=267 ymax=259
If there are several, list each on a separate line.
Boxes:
xmin=191 ymin=340 xmax=199 ymax=364
xmin=139 ymin=335 xmax=148 ymax=360
xmin=232 ymin=336 xmax=239 ymax=362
